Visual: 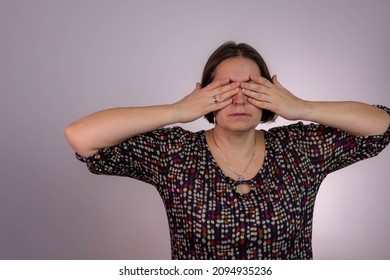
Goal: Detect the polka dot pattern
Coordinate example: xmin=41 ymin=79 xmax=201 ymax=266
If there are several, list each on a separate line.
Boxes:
xmin=77 ymin=106 xmax=389 ymax=259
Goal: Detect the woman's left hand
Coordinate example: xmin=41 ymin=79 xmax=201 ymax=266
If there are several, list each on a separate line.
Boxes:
xmin=241 ymin=74 xmax=307 ymax=120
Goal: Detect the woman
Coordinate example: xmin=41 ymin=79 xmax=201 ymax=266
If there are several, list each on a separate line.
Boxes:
xmin=65 ymin=41 xmax=390 ymax=259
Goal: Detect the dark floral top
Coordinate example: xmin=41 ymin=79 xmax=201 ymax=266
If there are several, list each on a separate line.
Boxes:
xmin=77 ymin=106 xmax=389 ymax=259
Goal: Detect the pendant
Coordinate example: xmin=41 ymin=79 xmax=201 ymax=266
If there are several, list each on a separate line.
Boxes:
xmin=237 ymin=175 xmax=245 ymax=181
xmin=236 ymin=175 xmax=251 ymax=195
xmin=236 ymin=183 xmax=251 ymax=195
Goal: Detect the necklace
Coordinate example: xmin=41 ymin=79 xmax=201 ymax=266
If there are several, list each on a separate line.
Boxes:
xmin=212 ymin=131 xmax=257 ymax=183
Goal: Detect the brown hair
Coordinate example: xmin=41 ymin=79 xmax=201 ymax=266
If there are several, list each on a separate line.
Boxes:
xmin=201 ymin=41 xmax=277 ymax=123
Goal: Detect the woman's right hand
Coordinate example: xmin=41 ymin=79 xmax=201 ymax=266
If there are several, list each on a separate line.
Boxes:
xmin=173 ymin=78 xmax=240 ymax=123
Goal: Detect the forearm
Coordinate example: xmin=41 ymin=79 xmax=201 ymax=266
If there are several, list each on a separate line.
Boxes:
xmin=301 ymin=101 xmax=390 ymax=136
xmin=65 ymin=105 xmax=178 ymax=157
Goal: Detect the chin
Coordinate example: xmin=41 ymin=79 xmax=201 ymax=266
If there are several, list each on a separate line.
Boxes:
xmin=221 ymin=123 xmax=258 ymax=132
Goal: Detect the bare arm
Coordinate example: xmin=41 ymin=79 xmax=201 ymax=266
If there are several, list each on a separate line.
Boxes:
xmin=65 ymin=79 xmax=240 ymax=157
xmin=65 ymin=105 xmax=177 ymax=158
xmin=241 ymin=75 xmax=390 ymax=136
xmin=300 ymin=101 xmax=389 ymax=136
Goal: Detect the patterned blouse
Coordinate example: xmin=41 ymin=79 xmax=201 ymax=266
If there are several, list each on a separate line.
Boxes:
xmin=77 ymin=106 xmax=390 ymax=259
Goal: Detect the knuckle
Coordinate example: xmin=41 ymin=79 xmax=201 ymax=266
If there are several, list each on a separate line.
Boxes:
xmin=216 ymin=86 xmax=224 ymax=94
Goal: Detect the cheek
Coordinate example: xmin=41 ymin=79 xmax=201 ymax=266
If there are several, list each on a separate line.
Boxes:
xmin=248 ymin=104 xmax=263 ymax=118
xmin=213 ymin=109 xmax=223 ymax=121
xmin=213 ymin=107 xmax=231 ymax=124
xmin=253 ymin=108 xmax=263 ymax=123
xmin=259 ymin=111 xmax=264 ymax=122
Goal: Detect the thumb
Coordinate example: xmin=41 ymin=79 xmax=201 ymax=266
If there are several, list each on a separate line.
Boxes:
xmin=191 ymin=82 xmax=202 ymax=94
xmin=272 ymin=75 xmax=281 ymax=86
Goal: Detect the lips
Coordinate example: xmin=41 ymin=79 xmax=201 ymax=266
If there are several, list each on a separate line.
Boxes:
xmin=230 ymin=112 xmax=249 ymax=116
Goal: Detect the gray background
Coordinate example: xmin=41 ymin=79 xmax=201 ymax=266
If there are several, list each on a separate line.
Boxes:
xmin=1 ymin=0 xmax=389 ymax=259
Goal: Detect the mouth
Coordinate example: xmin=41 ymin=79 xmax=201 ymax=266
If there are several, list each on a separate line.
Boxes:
xmin=230 ymin=112 xmax=249 ymax=116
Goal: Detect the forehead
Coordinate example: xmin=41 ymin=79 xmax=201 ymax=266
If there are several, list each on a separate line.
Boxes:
xmin=213 ymin=56 xmax=260 ymax=82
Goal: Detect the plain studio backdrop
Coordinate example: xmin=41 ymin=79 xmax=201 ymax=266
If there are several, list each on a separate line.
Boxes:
xmin=0 ymin=0 xmax=389 ymax=260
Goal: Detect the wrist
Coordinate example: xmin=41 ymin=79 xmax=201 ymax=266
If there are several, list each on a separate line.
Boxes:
xmin=300 ymin=100 xmax=315 ymax=121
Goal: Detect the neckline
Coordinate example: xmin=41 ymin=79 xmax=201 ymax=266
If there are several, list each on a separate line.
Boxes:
xmin=202 ymin=130 xmax=269 ymax=184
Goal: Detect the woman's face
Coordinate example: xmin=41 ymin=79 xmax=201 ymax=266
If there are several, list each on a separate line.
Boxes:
xmin=213 ymin=56 xmax=263 ymax=132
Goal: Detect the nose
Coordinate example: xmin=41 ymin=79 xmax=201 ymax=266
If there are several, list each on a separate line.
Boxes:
xmin=232 ymin=89 xmax=247 ymax=105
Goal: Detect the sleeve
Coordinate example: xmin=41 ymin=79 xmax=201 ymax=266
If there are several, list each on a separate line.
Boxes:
xmin=287 ymin=105 xmax=390 ymax=175
xmin=75 ymin=126 xmax=191 ymax=185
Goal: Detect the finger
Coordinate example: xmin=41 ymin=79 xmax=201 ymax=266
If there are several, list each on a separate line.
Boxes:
xmin=212 ymin=96 xmax=234 ymax=109
xmin=189 ymin=82 xmax=202 ymax=95
xmin=205 ymin=78 xmax=231 ymax=90
xmin=210 ymin=81 xmax=240 ymax=97
xmin=249 ymin=74 xmax=274 ymax=88
xmin=240 ymin=82 xmax=268 ymax=94
xmin=206 ymin=78 xmax=240 ymax=92
xmin=241 ymin=88 xmax=271 ymax=102
xmin=272 ymin=74 xmax=282 ymax=87
xmin=247 ymin=97 xmax=272 ymax=110
xmin=214 ymin=87 xmax=240 ymax=103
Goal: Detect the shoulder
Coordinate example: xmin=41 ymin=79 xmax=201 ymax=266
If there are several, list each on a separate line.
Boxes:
xmin=263 ymin=122 xmax=338 ymax=150
xmin=265 ymin=122 xmax=338 ymax=139
xmin=144 ymin=126 xmax=201 ymax=141
xmin=136 ymin=126 xmax=204 ymax=150
xmin=264 ymin=122 xmax=307 ymax=141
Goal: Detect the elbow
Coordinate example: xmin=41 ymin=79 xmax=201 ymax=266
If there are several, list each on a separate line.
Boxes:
xmin=65 ymin=123 xmax=80 ymax=153
xmin=359 ymin=106 xmax=390 ymax=137
xmin=373 ymin=109 xmax=390 ymax=136
xmin=64 ymin=123 xmax=92 ymax=157
xmin=65 ymin=123 xmax=99 ymax=158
